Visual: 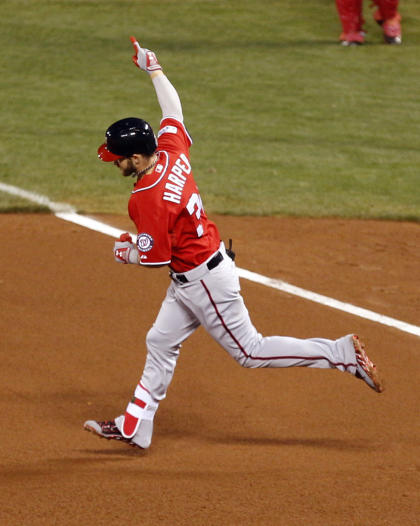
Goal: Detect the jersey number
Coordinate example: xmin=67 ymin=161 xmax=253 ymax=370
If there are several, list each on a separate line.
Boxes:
xmin=186 ymin=193 xmax=204 ymax=237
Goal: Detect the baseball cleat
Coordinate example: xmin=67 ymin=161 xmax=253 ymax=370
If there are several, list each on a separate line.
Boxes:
xmin=83 ymin=419 xmax=144 ymax=449
xmin=382 ymin=14 xmax=402 ymax=44
xmin=352 ymin=335 xmax=384 ymax=393
xmin=340 ymin=31 xmax=365 ymax=46
xmin=373 ymin=9 xmax=402 ymax=44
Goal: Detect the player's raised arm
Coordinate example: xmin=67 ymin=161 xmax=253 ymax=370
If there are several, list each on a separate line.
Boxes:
xmin=130 ymin=36 xmax=183 ymax=122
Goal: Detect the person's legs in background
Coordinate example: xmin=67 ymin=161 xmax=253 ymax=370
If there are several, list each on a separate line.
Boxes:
xmin=372 ymin=0 xmax=402 ymax=44
xmin=335 ymin=0 xmax=365 ymax=46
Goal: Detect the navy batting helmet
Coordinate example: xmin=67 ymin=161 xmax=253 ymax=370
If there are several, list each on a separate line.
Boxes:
xmin=98 ymin=117 xmax=157 ymax=162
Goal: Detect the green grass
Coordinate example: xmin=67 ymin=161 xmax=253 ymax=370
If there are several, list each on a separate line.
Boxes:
xmin=1 ymin=0 xmax=419 ymax=219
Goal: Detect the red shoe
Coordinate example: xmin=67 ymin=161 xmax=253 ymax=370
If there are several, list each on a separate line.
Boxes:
xmin=353 ymin=335 xmax=384 ymax=393
xmin=372 ymin=7 xmax=402 ymax=44
xmin=84 ymin=419 xmax=144 ymax=448
xmin=340 ymin=31 xmax=365 ymax=46
xmin=382 ymin=14 xmax=402 ymax=44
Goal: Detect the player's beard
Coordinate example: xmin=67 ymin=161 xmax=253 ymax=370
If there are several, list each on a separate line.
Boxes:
xmin=121 ymin=158 xmax=137 ymax=178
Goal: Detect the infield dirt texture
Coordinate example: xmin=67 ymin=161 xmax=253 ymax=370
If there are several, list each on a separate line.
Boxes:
xmin=0 ymin=213 xmax=419 ymax=525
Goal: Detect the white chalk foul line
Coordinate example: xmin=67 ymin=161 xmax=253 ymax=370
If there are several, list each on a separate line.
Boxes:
xmin=2 ymin=182 xmax=419 ymax=337
xmin=237 ymin=268 xmax=420 ymax=337
xmin=56 ymin=211 xmax=126 ymax=239
xmin=0 ymin=182 xmax=75 ymax=214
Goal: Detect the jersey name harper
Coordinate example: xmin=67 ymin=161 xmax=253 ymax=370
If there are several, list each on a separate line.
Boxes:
xmin=127 ymin=117 xmax=221 ymax=271
xmin=162 ymin=153 xmax=191 ymax=204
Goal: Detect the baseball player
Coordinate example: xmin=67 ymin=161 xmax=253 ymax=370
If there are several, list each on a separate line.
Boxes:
xmin=84 ymin=37 xmax=384 ymax=450
xmin=336 ymin=0 xmax=402 ymax=45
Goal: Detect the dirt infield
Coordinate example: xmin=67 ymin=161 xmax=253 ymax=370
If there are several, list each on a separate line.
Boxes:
xmin=0 ymin=213 xmax=419 ymax=526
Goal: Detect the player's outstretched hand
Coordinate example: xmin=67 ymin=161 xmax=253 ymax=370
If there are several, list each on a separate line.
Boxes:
xmin=114 ymin=233 xmax=138 ymax=264
xmin=130 ymin=36 xmax=162 ymax=73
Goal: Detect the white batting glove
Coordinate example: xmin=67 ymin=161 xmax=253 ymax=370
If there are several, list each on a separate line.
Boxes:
xmin=114 ymin=233 xmax=139 ymax=264
xmin=130 ymin=36 xmax=162 ymax=73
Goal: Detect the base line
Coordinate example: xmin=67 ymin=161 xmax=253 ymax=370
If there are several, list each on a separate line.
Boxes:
xmin=2 ymin=183 xmax=419 ymax=337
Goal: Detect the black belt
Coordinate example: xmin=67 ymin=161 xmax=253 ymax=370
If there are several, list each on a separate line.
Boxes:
xmin=172 ymin=251 xmax=223 ymax=284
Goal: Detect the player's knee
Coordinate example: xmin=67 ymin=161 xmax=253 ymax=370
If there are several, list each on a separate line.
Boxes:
xmin=235 ymin=353 xmax=253 ymax=368
xmin=146 ymin=326 xmax=179 ymax=355
xmin=146 ymin=326 xmax=163 ymax=353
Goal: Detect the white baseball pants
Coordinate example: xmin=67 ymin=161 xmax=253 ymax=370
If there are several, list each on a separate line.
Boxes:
xmin=139 ymin=244 xmax=358 ymax=403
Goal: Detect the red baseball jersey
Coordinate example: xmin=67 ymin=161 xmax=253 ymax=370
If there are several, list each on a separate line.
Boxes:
xmin=128 ymin=118 xmax=221 ymax=272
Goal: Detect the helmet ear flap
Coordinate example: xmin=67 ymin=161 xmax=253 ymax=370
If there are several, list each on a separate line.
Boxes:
xmin=143 ymin=133 xmax=158 ymax=156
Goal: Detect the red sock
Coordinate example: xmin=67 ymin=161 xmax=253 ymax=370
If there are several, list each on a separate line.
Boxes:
xmin=335 ymin=0 xmax=363 ymax=33
xmin=376 ymin=0 xmax=399 ymax=20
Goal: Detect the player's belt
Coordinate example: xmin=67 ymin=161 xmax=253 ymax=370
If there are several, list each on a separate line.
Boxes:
xmin=171 ymin=251 xmax=223 ymax=284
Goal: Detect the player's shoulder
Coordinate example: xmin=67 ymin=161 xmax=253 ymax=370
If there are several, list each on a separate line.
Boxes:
xmin=157 ymin=119 xmax=181 ymax=139
xmin=158 ymin=117 xmax=193 ymax=149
